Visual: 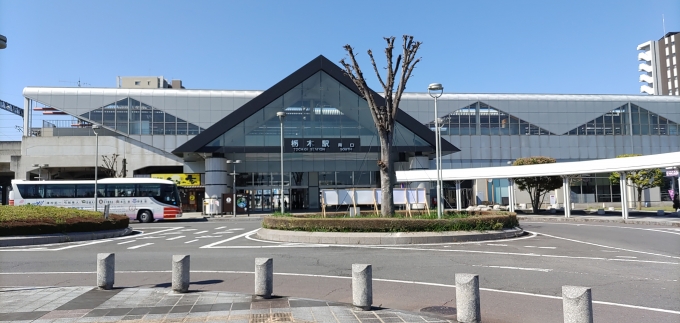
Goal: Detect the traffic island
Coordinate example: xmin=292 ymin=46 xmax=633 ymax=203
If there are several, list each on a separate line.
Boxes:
xmin=257 ymin=211 xmax=523 ymax=245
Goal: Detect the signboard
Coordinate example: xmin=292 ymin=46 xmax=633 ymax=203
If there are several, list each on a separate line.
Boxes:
xmin=284 ymin=138 xmax=360 ymax=153
xmin=151 ymin=173 xmax=201 ymax=186
xmin=666 ymin=169 xmax=679 ymax=177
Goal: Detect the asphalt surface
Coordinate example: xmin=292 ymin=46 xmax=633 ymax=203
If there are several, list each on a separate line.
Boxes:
xmin=0 ymin=219 xmax=678 ymax=323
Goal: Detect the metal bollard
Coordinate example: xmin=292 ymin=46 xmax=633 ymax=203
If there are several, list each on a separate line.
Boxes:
xmin=455 ymin=273 xmax=481 ymax=323
xmin=562 ymin=286 xmax=593 ymax=323
xmin=172 ymin=255 xmax=190 ymax=293
xmin=352 ymin=264 xmax=372 ymax=311
xmin=254 ymin=258 xmax=273 ymax=299
xmin=96 ymin=253 xmax=115 ymax=290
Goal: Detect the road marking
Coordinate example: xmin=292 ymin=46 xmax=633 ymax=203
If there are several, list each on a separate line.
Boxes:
xmin=180 ymin=229 xmax=197 ymax=231
xmin=213 ymin=231 xmax=233 ymax=234
xmin=185 ymin=239 xmax=198 ymax=244
xmin=117 ymin=240 xmax=137 ymax=245
xmin=522 ymin=221 xmax=680 ymax=236
xmin=166 ymin=236 xmax=185 ymax=241
xmin=194 ymin=231 xmax=209 ymax=234
xmin=470 ymin=264 xmax=552 ymax=272
xmin=538 ymin=246 xmax=556 ymax=249
xmin=200 ymin=229 xmax=260 ymax=248
xmin=524 ymin=246 xmax=537 ymax=248
xmin=137 ymin=236 xmax=161 ymax=240
xmin=215 ymin=226 xmax=227 ymax=230
xmin=9 ymin=270 xmax=675 ymax=315
xmin=616 ymin=256 xmax=637 ymax=259
xmin=230 ymin=228 xmax=245 ymax=231
xmin=601 ymin=250 xmax=619 ymax=253
xmin=486 ymin=244 xmax=507 ymax=246
xmin=128 ymin=243 xmax=153 ymax=250
xmin=531 ymin=231 xmax=680 ymax=260
xmin=197 ymin=236 xmax=222 ymax=239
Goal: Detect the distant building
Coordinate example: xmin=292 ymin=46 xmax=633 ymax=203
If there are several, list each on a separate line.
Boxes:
xmin=116 ymin=76 xmax=184 ymax=89
xmin=638 ymin=32 xmax=679 ymax=95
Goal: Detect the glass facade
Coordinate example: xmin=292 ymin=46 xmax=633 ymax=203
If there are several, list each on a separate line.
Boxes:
xmin=431 ymin=102 xmax=554 ymax=136
xmin=80 ymin=97 xmax=203 ymax=135
xmin=207 ymin=71 xmax=430 ymax=150
xmin=566 ymin=104 xmax=679 ymax=135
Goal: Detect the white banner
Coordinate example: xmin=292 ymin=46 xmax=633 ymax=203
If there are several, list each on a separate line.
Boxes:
xmin=321 ymin=188 xmax=427 ymax=206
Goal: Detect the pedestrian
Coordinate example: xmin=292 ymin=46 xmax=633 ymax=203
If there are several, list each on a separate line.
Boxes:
xmin=673 ymin=194 xmax=680 ymax=212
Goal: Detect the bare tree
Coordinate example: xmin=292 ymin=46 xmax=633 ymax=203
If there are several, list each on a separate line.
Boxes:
xmin=340 ymin=35 xmax=422 ymax=217
xmin=101 ymin=154 xmax=127 ymax=178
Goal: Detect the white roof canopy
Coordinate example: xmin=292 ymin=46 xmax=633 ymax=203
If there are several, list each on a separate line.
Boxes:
xmin=396 ymin=152 xmax=680 ymax=182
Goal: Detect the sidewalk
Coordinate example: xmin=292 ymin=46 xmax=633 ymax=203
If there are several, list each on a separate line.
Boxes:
xmin=0 ymin=286 xmax=454 ymax=323
xmin=517 ymin=210 xmax=680 ymax=227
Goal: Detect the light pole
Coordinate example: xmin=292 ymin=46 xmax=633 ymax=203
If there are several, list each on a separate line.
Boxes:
xmin=428 ymin=83 xmax=444 ymax=218
xmin=93 ymin=125 xmax=100 ymax=212
xmin=32 ymin=163 xmax=49 ymax=180
xmin=277 ymin=111 xmax=286 ymax=214
xmin=226 ymin=160 xmax=241 ymax=216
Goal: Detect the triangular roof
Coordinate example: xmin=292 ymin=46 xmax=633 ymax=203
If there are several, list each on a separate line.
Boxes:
xmin=173 ymin=55 xmax=459 ymax=156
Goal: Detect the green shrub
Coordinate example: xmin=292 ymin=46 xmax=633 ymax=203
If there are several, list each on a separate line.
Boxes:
xmin=0 ymin=205 xmax=129 ymax=236
xmin=262 ymin=213 xmax=518 ymax=233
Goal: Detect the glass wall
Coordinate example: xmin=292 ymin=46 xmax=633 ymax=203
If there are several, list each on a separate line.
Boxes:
xmin=566 ymin=104 xmax=679 ymax=136
xmin=80 ymin=97 xmax=203 ymax=135
xmin=432 ymin=102 xmax=554 ymax=136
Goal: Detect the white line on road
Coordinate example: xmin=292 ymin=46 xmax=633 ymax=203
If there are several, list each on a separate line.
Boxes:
xmin=522 ymin=221 xmax=680 ymax=236
xmin=180 ymin=229 xmax=197 ymax=231
xmin=230 ymin=228 xmax=245 ymax=231
xmin=117 ymin=240 xmax=137 ymax=245
xmin=538 ymin=246 xmax=556 ymax=249
xmin=525 ymin=246 xmax=537 ymax=248
xmin=194 ymin=231 xmax=208 ymax=234
xmin=470 ymin=264 xmax=552 ymax=272
xmin=200 ymin=229 xmax=260 ymax=248
xmin=128 ymin=243 xmax=153 ymax=250
xmin=616 ymin=256 xmax=638 ymax=259
xmin=215 ymin=226 xmax=226 ymax=230
xmin=486 ymin=244 xmax=507 ymax=246
xmin=185 ymin=239 xmax=198 ymax=244
xmin=197 ymin=236 xmax=222 ymax=239
xmin=531 ymin=231 xmax=680 ymax=260
xmin=6 ymin=270 xmax=675 ymax=315
xmin=166 ymin=236 xmax=185 ymax=241
xmin=601 ymin=250 xmax=619 ymax=253
xmin=213 ymin=231 xmax=233 ymax=234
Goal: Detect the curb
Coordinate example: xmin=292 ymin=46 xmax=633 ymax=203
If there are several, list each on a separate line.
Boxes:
xmin=255 ymin=227 xmax=524 ymax=245
xmin=203 ymin=216 xmax=264 ymax=222
xmin=0 ymin=227 xmax=134 ymax=247
xmin=517 ymin=216 xmax=680 ymax=227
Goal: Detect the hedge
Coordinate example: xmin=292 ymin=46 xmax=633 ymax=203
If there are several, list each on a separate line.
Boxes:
xmin=0 ymin=205 xmax=129 ymax=236
xmin=262 ymin=214 xmax=519 ymax=232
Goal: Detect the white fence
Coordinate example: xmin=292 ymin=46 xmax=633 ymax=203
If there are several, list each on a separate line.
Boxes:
xmin=321 ymin=188 xmax=427 ymax=207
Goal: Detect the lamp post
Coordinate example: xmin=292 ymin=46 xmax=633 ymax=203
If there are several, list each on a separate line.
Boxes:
xmin=31 ymin=163 xmax=49 ymax=181
xmin=428 ymin=83 xmax=444 ymax=219
xmin=276 ymin=112 xmax=286 ymax=214
xmin=226 ymin=160 xmax=241 ymax=216
xmin=93 ymin=125 xmax=100 ymax=212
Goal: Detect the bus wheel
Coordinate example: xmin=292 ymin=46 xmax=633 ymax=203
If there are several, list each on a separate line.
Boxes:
xmin=139 ymin=210 xmax=154 ymax=223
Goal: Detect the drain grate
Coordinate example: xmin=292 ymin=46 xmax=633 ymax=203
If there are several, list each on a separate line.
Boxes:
xmin=248 ymin=312 xmax=296 ymax=323
xmin=420 ymin=306 xmax=457 ymax=316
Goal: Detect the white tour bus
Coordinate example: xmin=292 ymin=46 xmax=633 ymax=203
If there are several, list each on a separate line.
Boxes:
xmin=9 ymin=178 xmax=182 ymax=222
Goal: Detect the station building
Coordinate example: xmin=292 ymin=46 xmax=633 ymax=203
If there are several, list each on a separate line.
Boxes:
xmin=3 ymin=55 xmax=680 ymax=210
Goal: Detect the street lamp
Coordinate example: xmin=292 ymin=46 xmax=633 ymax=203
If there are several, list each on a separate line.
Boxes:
xmin=93 ymin=125 xmax=100 ymax=212
xmin=31 ymin=163 xmax=49 ymax=181
xmin=226 ymin=160 xmax=241 ymax=216
xmin=428 ymin=83 xmax=444 ymax=219
xmin=277 ymin=111 xmax=286 ymax=214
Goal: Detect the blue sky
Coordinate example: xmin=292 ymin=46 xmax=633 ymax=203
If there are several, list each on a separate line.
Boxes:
xmin=1 ymin=0 xmax=679 ymax=141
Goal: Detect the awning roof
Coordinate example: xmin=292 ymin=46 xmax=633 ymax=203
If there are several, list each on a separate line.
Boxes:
xmin=396 ymin=152 xmax=680 ymax=182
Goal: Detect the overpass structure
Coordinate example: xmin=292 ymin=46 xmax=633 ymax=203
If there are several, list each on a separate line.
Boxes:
xmin=396 ymin=152 xmax=680 ymax=219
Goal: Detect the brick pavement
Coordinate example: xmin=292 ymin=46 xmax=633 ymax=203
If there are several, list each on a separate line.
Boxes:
xmin=0 ymin=286 xmax=454 ymax=323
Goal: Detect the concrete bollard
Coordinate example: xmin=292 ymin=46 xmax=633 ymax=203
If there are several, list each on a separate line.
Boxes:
xmin=456 ymin=273 xmax=481 ymax=323
xmin=352 ymin=264 xmax=372 ymax=310
xmin=562 ymin=286 xmax=593 ymax=323
xmin=96 ymin=253 xmax=115 ymax=290
xmin=172 ymin=255 xmax=190 ymax=293
xmin=254 ymin=258 xmax=273 ymax=299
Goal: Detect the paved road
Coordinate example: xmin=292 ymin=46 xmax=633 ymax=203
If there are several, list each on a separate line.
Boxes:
xmin=0 ymin=220 xmax=678 ymax=322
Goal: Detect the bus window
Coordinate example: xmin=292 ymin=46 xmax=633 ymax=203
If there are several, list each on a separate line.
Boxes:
xmin=17 ymin=184 xmax=44 ymax=199
xmin=45 ymin=185 xmax=76 ymax=198
xmin=105 ymin=184 xmax=136 ymax=197
xmin=76 ymin=184 xmax=95 ymax=198
xmin=137 ymin=183 xmax=179 ymax=205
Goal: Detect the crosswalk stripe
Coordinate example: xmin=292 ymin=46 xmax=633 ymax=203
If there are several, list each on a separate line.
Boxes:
xmin=128 ymin=243 xmax=154 ymax=250
xmin=185 ymin=239 xmax=198 ymax=244
xmin=117 ymin=240 xmax=136 ymax=245
xmin=166 ymin=236 xmax=185 ymax=241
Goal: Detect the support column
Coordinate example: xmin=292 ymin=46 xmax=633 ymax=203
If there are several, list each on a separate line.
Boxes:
xmin=562 ymin=176 xmax=571 ymax=218
xmin=204 ymin=156 xmax=228 ymax=201
xmin=23 ymin=97 xmax=31 ymax=137
xmin=619 ymin=172 xmax=629 ymax=220
xmin=507 ymin=179 xmax=515 ymax=212
xmin=455 ymin=180 xmax=462 ymax=211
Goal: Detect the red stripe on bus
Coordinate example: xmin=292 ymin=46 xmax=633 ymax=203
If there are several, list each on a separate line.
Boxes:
xmin=163 ymin=207 xmax=181 ymax=218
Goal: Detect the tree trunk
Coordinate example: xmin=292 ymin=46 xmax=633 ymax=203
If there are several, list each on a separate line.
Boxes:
xmin=379 ymin=132 xmax=394 ymax=217
xmin=531 ymin=189 xmax=540 ymax=213
xmin=637 ymin=187 xmax=643 ymax=210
